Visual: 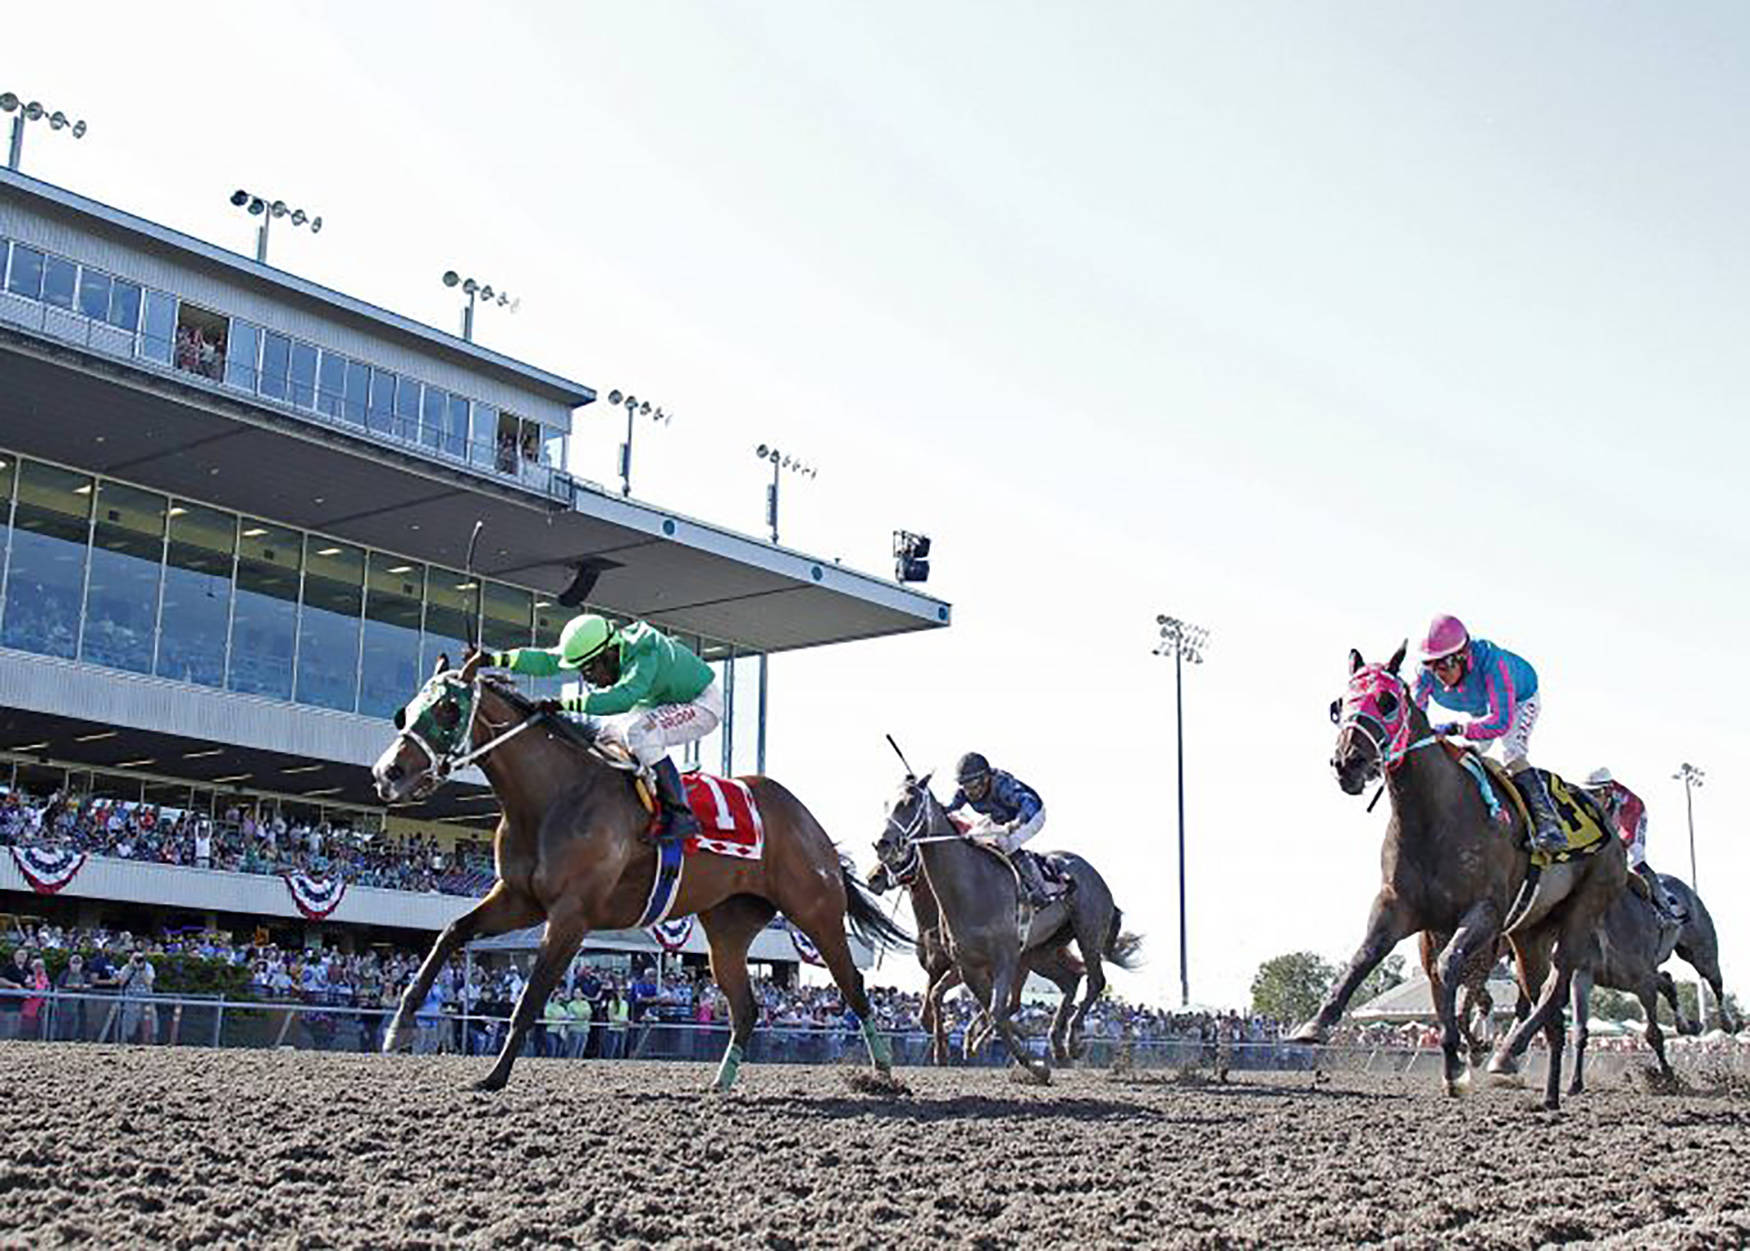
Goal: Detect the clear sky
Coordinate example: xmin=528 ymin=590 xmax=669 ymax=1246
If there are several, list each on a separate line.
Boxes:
xmin=10 ymin=2 xmax=1747 ymax=1010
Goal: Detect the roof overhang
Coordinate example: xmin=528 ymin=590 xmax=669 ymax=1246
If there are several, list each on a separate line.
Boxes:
xmin=0 ymin=327 xmax=950 ymax=652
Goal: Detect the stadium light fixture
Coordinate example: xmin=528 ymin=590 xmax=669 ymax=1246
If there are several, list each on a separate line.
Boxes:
xmin=608 ymin=390 xmax=674 ymax=496
xmin=3 ymin=91 xmax=87 ymax=172
xmin=1153 ymin=612 xmax=1213 ymax=1008
xmin=1672 ymin=762 xmax=1705 ymax=891
xmin=442 ymin=270 xmax=519 ymax=343
xmin=892 ymin=531 xmax=931 ymax=583
xmin=230 ymin=188 xmax=322 ymax=264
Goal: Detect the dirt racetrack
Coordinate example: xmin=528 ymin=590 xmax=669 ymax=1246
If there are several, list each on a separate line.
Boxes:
xmin=3 ymin=1044 xmax=1749 ymax=1249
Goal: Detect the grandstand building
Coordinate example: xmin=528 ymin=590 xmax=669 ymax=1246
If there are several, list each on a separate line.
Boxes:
xmin=0 ymin=166 xmax=948 ymax=972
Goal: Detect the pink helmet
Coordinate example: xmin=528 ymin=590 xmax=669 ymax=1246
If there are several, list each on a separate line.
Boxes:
xmin=1420 ymin=613 xmax=1470 ymax=663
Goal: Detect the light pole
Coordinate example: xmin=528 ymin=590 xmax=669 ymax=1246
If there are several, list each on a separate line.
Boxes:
xmin=441 ymin=271 xmax=518 ymax=343
xmin=751 ymin=444 xmax=820 ymax=774
xmin=229 ymin=190 xmax=321 ymax=264
xmin=607 ymin=390 xmax=672 ymax=496
xmin=1672 ymin=762 xmax=1705 ymax=891
xmin=1154 ymin=613 xmax=1211 ymax=1007
xmin=2 ymin=92 xmax=86 ymax=172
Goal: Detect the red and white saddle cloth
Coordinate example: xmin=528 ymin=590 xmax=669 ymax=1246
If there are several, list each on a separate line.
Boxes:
xmin=680 ymin=773 xmax=765 ymax=860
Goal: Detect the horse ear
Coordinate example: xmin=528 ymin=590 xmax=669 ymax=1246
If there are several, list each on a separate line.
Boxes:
xmin=1349 ymin=648 xmax=1365 ymax=674
xmin=432 ymin=653 xmax=450 ymax=677
xmin=917 ymin=770 xmax=935 ymax=792
xmin=459 ymin=647 xmax=485 ymax=682
xmin=1388 ymin=639 xmax=1408 ymax=674
xmin=392 ymin=707 xmax=407 ymax=731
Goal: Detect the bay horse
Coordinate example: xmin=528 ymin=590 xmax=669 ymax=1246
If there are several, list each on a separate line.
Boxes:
xmin=868 ymin=846 xmax=1087 ymax=1064
xmin=371 ymin=651 xmax=910 ymax=1092
xmin=1296 ymin=643 xmax=1625 ymax=1109
xmin=876 ymin=773 xmax=1139 ymax=1082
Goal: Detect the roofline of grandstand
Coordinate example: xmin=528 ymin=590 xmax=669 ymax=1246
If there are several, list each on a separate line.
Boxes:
xmin=0 ymin=167 xmax=596 ymax=409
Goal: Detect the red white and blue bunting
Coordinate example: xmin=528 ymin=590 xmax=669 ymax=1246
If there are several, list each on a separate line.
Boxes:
xmin=648 ymin=915 xmax=695 ymax=952
xmin=9 ymin=845 xmax=88 ymax=895
xmin=283 ymin=871 xmax=347 ymax=920
xmin=788 ymin=922 xmax=825 ymax=967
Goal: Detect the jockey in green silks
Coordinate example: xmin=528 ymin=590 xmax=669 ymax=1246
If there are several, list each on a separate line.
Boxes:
xmin=487 ymin=615 xmax=721 ymax=846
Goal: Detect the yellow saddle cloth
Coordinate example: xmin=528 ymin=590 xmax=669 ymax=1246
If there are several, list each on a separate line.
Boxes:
xmin=1475 ymin=758 xmax=1611 ymax=868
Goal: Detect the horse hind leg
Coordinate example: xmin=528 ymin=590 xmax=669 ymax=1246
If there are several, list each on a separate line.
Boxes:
xmin=699 ymin=894 xmax=778 ymax=1092
xmin=795 ymin=912 xmax=892 ymax=1074
xmin=1638 ymin=979 xmax=1674 ymax=1083
xmin=1567 ymin=969 xmax=1593 ymax=1097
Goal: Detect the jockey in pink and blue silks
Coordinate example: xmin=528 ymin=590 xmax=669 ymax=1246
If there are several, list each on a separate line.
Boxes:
xmin=1412 ymin=613 xmax=1566 ymax=852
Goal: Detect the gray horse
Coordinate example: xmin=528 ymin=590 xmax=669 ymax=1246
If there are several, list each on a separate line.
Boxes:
xmin=869 ymin=852 xmax=1086 ymax=1064
xmin=1568 ymin=874 xmax=1734 ymax=1093
xmin=877 ymin=773 xmax=1139 ymax=1080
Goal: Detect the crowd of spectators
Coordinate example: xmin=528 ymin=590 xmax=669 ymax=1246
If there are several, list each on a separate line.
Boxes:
xmin=0 ymin=787 xmax=494 ymax=897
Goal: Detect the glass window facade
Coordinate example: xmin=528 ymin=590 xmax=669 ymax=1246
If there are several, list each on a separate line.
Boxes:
xmin=81 ymin=481 xmax=166 ymax=674
xmin=259 ymin=331 xmax=291 ymax=401
xmin=226 ymin=320 xmax=261 ymax=391
xmin=107 ymin=280 xmax=142 ymax=332
xmin=157 ymin=502 xmax=235 ymax=688
xmin=42 ymin=255 xmax=77 ymax=309
xmin=140 ymin=290 xmax=176 ymax=364
xmin=367 ymin=368 xmax=396 ymax=434
xmin=289 ymin=341 xmax=319 ymax=409
xmin=229 ymin=521 xmax=301 ymax=699
xmin=0 ymin=452 xmax=691 ymax=732
xmin=361 ymin=554 xmax=424 ymax=719
xmin=1 ymin=460 xmax=92 ymax=658
xmin=297 ymin=539 xmax=363 ymax=711
xmin=78 ymin=269 xmax=113 ymax=321
xmin=7 ymin=245 xmax=45 ymax=299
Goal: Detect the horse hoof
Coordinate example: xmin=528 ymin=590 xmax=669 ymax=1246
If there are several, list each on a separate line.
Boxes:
xmin=471 ymin=1074 xmax=508 ymax=1094
xmin=1444 ymin=1071 xmax=1471 ymax=1098
xmin=382 ymin=1025 xmax=415 ymax=1054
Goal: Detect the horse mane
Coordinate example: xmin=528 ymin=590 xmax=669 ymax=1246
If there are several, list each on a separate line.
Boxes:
xmin=477 ymin=675 xmax=606 ymax=756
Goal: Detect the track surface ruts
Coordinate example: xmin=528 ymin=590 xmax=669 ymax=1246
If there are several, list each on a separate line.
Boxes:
xmin=2 ymin=1045 xmax=1747 ymax=1248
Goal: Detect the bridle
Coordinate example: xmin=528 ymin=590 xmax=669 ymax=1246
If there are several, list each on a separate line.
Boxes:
xmin=393 ymin=675 xmax=542 ymax=795
xmin=879 ymin=782 xmax=968 ymax=873
xmin=1334 ymin=667 xmax=1437 ymax=779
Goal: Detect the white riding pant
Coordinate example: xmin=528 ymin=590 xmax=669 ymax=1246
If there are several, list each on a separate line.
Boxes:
xmin=969 ymin=807 xmax=1046 ymax=855
xmin=610 ymin=681 xmax=724 ymax=769
xmin=1476 ymin=693 xmax=1539 ymax=774
xmin=1623 ymin=814 xmax=1648 ymax=869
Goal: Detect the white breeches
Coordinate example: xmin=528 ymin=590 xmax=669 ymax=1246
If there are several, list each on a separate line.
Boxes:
xmin=1477 ymin=693 xmax=1540 ymax=774
xmin=1624 ymin=817 xmax=1648 ymax=869
xmin=969 ymin=808 xmax=1046 ymax=855
xmin=610 ymin=681 xmax=724 ymax=768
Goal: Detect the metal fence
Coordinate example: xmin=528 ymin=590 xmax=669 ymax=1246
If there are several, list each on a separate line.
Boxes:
xmin=2 ymin=989 xmax=1745 ymax=1081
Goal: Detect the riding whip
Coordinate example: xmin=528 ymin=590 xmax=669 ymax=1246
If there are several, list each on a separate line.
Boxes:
xmin=464 ymin=520 xmax=484 ymax=650
xmin=884 ymin=734 xmax=917 ymax=779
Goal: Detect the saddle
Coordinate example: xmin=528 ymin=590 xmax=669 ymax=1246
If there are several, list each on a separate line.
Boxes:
xmin=1449 ymin=745 xmax=1613 ymax=868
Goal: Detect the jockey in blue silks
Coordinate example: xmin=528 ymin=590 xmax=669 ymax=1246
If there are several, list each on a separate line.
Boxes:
xmin=945 ymin=752 xmax=1059 ymax=905
xmin=1412 ymin=613 xmax=1565 ymax=852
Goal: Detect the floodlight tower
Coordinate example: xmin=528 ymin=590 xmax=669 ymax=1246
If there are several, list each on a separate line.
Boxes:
xmin=608 ymin=391 xmax=672 ymax=496
xmin=1153 ymin=613 xmax=1211 ymax=1007
xmin=442 ymin=271 xmax=518 ymax=343
xmin=1672 ymin=762 xmax=1705 ymax=891
xmin=749 ymin=443 xmax=821 ymax=774
xmin=2 ymin=92 xmax=87 ymax=172
xmin=229 ymin=189 xmax=321 ymax=264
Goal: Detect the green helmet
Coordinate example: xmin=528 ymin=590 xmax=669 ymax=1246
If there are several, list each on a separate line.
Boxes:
xmin=557 ymin=614 xmax=615 ymax=669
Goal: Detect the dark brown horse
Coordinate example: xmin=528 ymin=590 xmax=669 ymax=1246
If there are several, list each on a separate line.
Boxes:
xmin=371 ymin=651 xmax=909 ymax=1092
xmin=1298 ymin=644 xmax=1625 ymax=1109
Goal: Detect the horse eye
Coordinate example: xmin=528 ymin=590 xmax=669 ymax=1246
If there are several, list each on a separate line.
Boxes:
xmin=1377 ymin=692 xmax=1399 ymax=718
xmin=1328 ymin=699 xmax=1342 ymax=724
xmin=434 ymin=702 xmax=460 ymax=728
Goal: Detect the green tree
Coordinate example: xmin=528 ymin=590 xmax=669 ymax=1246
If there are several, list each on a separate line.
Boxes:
xmin=1354 ymin=953 xmax=1407 ymax=1008
xmin=1589 ymin=987 xmax=1641 ymax=1022
xmin=1250 ymin=951 xmax=1335 ymax=1024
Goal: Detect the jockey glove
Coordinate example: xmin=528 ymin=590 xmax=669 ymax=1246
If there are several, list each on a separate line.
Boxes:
xmin=1433 ymin=722 xmax=1464 ymax=737
xmin=559 ymin=694 xmax=588 ymax=714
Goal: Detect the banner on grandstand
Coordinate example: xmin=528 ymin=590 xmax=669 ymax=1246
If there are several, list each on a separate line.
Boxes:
xmin=283 ymin=871 xmax=347 ymax=920
xmin=787 ymin=921 xmax=825 ymax=967
xmin=9 ymin=845 xmax=88 ymax=895
xmin=648 ymin=915 xmax=695 ymax=952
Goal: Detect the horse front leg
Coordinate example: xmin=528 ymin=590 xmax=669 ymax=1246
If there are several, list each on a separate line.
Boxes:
xmin=1435 ymin=901 xmax=1500 ymax=1096
xmin=1568 ymin=969 xmax=1593 ymax=1096
xmin=385 ymin=883 xmax=539 ymax=1054
xmin=1292 ymin=893 xmax=1413 ymax=1043
xmin=474 ymin=902 xmax=590 ymax=1093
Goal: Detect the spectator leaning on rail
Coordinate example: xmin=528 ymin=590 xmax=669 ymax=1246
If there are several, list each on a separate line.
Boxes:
xmin=1584 ymin=767 xmax=1686 ymax=925
xmin=1411 ymin=613 xmax=1565 ymax=853
xmin=945 ymin=752 xmax=1060 ymax=906
xmin=487 ymin=614 xmax=722 ymax=847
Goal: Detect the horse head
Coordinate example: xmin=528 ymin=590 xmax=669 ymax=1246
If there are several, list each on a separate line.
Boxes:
xmin=373 ymin=649 xmax=488 ymax=803
xmin=1329 ymin=641 xmax=1415 ymax=795
xmin=874 ymin=771 xmax=936 ymax=880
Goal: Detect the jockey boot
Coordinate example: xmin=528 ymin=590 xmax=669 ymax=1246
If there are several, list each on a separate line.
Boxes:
xmin=1012 ymin=852 xmax=1054 ymax=907
xmin=651 ymin=757 xmax=701 ymax=847
xmin=1511 ymin=768 xmax=1567 ymax=854
xmin=1636 ymin=862 xmax=1686 ymax=924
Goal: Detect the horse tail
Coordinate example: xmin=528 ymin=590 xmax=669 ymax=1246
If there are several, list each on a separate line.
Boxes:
xmin=1106 ymin=907 xmax=1144 ymax=970
xmin=841 ymin=858 xmax=913 ymax=952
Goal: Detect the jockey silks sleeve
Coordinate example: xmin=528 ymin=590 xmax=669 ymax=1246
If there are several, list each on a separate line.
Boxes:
xmin=506 ymin=623 xmax=715 ymax=716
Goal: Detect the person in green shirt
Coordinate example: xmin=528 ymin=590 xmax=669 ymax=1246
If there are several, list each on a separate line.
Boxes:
xmin=488 ymin=614 xmax=721 ymax=845
xmin=564 ymin=986 xmax=593 ymax=1058
xmin=541 ymin=991 xmax=570 ymax=1058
